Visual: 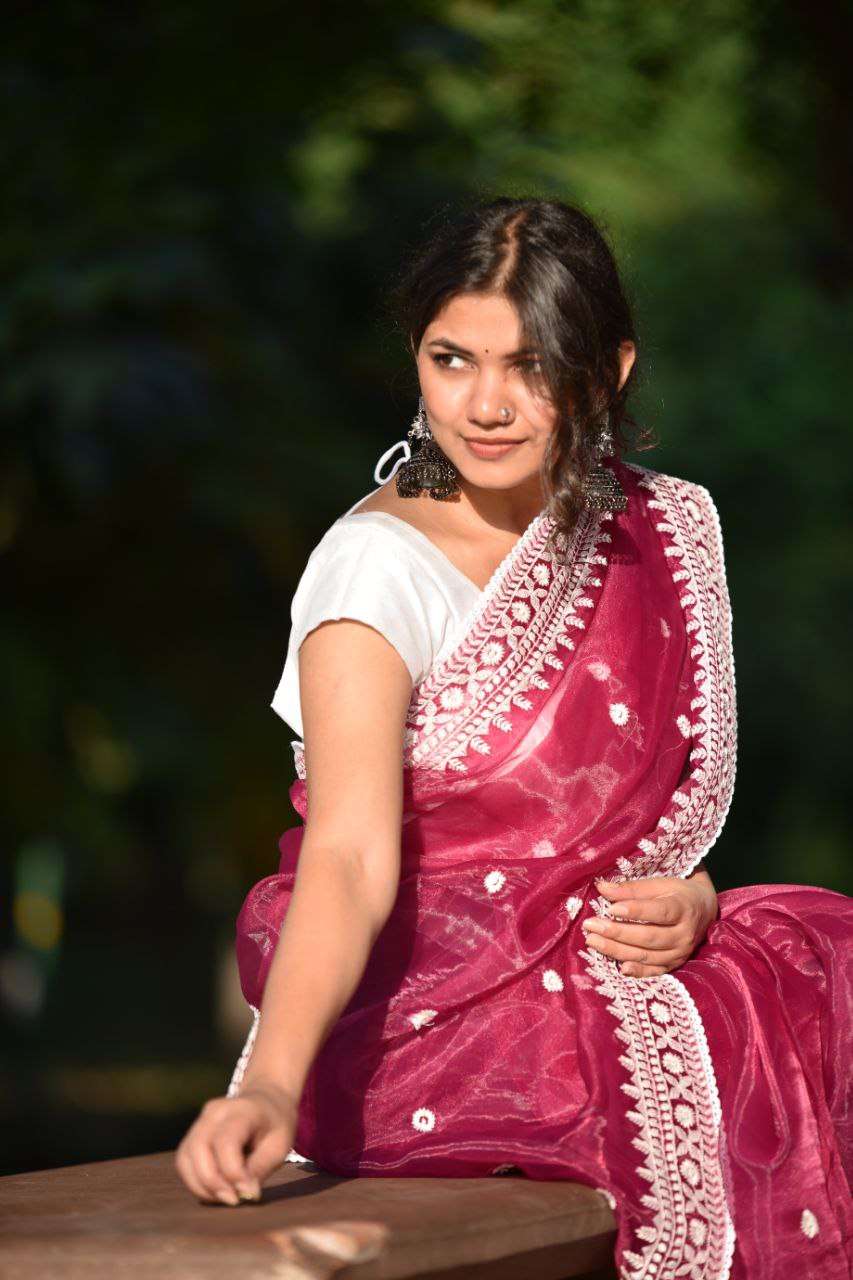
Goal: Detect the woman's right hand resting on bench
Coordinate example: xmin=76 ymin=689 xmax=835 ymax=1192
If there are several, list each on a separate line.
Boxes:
xmin=174 ymin=615 xmax=414 ymax=1204
xmin=174 ymin=1079 xmax=299 ymax=1204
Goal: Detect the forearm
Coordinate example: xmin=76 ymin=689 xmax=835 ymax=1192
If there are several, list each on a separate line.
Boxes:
xmin=239 ymin=843 xmax=395 ymax=1102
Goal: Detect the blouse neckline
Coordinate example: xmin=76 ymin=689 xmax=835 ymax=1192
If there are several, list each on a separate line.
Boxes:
xmin=339 ymin=498 xmax=548 ymax=600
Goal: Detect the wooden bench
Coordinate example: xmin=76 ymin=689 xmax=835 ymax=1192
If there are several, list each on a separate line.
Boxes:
xmin=0 ymin=1149 xmax=618 ymax=1278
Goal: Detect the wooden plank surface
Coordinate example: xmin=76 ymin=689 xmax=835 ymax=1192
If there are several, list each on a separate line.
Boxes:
xmin=0 ymin=1150 xmax=618 ymax=1279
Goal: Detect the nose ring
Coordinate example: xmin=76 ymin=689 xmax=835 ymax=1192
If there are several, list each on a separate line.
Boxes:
xmin=499 ymin=406 xmax=514 ymax=424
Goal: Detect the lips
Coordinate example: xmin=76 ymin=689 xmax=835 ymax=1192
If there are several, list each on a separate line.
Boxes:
xmin=464 ymin=438 xmax=524 ymax=460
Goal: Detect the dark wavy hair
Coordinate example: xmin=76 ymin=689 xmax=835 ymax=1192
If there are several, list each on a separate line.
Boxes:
xmin=389 ymin=196 xmax=656 ymax=544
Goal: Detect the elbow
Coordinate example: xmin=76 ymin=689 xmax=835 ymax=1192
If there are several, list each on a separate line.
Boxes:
xmin=300 ymin=835 xmax=401 ymax=936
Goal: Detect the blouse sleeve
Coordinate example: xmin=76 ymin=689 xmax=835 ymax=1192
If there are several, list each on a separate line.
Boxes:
xmin=271 ymin=521 xmax=440 ymax=736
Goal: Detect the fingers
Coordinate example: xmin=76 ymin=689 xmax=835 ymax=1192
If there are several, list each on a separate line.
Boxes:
xmin=194 ymin=1126 xmax=240 ymax=1205
xmin=598 ymin=895 xmax=680 ymax=927
xmin=583 ymin=915 xmax=686 ymax=954
xmin=175 ymin=1090 xmax=295 ymax=1208
xmin=176 ymin=1134 xmax=230 ymax=1205
xmin=175 ymin=1098 xmax=255 ymax=1207
xmin=596 ymin=876 xmax=677 ymax=903
xmin=175 ymin=1142 xmax=209 ymax=1202
xmin=245 ymin=1127 xmax=292 ymax=1186
xmin=582 ymin=924 xmax=684 ymax=971
xmin=214 ymin=1112 xmax=262 ymax=1200
xmin=622 ymin=961 xmax=670 ymax=978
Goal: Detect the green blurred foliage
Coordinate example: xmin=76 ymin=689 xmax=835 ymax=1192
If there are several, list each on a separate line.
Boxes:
xmin=1 ymin=0 xmax=850 ymax=1172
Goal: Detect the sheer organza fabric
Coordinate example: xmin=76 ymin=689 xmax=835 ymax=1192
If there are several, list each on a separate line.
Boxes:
xmin=233 ymin=460 xmax=852 ymax=1279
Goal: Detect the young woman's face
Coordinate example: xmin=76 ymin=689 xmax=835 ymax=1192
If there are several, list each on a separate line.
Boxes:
xmin=415 ymin=290 xmax=636 ymax=498
xmin=415 ymin=291 xmax=555 ymax=494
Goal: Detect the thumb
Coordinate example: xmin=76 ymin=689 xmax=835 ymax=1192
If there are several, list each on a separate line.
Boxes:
xmin=245 ymin=1126 xmax=293 ymax=1184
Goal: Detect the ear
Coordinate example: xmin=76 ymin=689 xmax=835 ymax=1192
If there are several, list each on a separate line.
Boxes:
xmin=617 ymin=340 xmax=636 ymax=392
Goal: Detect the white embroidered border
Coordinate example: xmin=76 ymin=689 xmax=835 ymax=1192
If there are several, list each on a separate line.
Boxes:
xmin=580 ymin=899 xmax=736 ymax=1280
xmin=226 ymin=1004 xmax=312 ymax=1165
xmin=401 ymin=506 xmax=613 ymax=772
xmin=226 ymin=1003 xmax=261 ymax=1098
xmin=612 ymin=465 xmax=737 ymax=881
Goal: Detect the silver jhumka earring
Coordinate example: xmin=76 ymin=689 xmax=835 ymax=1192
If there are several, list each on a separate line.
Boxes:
xmin=582 ymin=412 xmax=628 ymax=513
xmin=373 ymin=398 xmax=461 ymax=501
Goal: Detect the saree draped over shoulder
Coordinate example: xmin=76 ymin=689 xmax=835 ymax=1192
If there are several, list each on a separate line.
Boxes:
xmin=231 ymin=460 xmax=853 ymax=1279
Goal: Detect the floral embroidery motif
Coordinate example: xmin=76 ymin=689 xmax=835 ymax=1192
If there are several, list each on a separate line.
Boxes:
xmin=565 ymin=896 xmax=584 ymax=919
xmin=611 ymin=465 xmax=737 ymax=881
xmin=292 ymin=738 xmax=307 ymax=780
xmin=401 ymin=506 xmax=613 ymax=773
xmin=542 ymin=968 xmax=564 ymax=992
xmin=439 ymin=687 xmax=465 ymax=711
xmin=609 ymin=702 xmax=630 ymax=726
xmin=579 ymin=895 xmax=736 ymax=1279
xmin=412 ymin=1107 xmax=436 ymax=1132
xmin=409 ymin=1008 xmax=438 ymax=1031
xmin=588 ymin=661 xmax=611 ymax=681
xmin=573 ymin=468 xmax=738 ymax=1277
xmin=800 ymin=1208 xmax=819 ymax=1238
xmin=484 ymin=869 xmax=506 ymax=894
xmin=532 ymin=838 xmax=557 ymax=858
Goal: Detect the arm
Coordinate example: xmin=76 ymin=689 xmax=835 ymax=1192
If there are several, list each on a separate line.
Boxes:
xmin=175 ymin=614 xmax=414 ymax=1204
xmin=240 ymin=615 xmax=414 ymax=1100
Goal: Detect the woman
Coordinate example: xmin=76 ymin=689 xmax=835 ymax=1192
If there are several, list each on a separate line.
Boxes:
xmin=175 ymin=199 xmax=853 ymax=1279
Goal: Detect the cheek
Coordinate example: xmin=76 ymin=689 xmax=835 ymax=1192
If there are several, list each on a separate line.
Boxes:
xmin=520 ymin=383 xmax=558 ymax=434
xmin=521 ymin=397 xmax=557 ymax=456
xmin=418 ymin=361 xmax=466 ymax=415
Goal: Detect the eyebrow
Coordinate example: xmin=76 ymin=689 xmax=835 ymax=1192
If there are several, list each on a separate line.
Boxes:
xmin=426 ymin=338 xmax=539 ymax=359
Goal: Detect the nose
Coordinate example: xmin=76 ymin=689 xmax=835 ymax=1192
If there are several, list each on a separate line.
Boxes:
xmin=466 ymin=366 xmax=513 ymax=427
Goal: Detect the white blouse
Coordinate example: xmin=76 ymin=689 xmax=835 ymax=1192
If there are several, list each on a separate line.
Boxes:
xmin=270 ymin=490 xmax=482 ymax=741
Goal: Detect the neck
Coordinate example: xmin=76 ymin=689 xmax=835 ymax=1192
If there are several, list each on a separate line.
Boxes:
xmin=455 ymin=475 xmax=547 ymax=537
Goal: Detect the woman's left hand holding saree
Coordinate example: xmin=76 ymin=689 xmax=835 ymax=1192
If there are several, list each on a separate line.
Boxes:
xmin=582 ymin=862 xmax=719 ymax=978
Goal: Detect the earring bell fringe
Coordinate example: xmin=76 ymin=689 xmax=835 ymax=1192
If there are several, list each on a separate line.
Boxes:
xmin=582 ymin=460 xmax=628 ymax=513
xmin=394 ymin=398 xmax=461 ymax=501
xmin=582 ymin=414 xmax=628 ymax=514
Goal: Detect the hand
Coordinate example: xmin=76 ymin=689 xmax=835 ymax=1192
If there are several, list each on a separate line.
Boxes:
xmin=174 ymin=1078 xmax=299 ymax=1206
xmin=582 ymin=870 xmax=718 ymax=978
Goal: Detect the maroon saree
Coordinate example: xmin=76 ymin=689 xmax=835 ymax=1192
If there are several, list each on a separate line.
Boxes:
xmin=231 ymin=459 xmax=853 ymax=1279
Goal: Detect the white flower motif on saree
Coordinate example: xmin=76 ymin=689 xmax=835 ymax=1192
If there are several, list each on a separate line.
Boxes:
xmin=800 ymin=1208 xmax=819 ymax=1238
xmin=411 ymin=1107 xmax=436 ymax=1132
xmin=542 ymin=968 xmax=564 ymax=992
xmin=409 ymin=1009 xmax=438 ymax=1031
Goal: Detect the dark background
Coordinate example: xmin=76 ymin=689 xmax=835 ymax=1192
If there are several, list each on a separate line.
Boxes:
xmin=2 ymin=0 xmax=851 ymax=1176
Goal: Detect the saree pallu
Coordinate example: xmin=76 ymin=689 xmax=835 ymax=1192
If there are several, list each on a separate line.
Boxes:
xmin=231 ymin=460 xmax=853 ymax=1279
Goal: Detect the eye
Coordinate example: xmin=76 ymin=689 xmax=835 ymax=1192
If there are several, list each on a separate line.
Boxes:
xmin=431 ymin=352 xmax=469 ymax=370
